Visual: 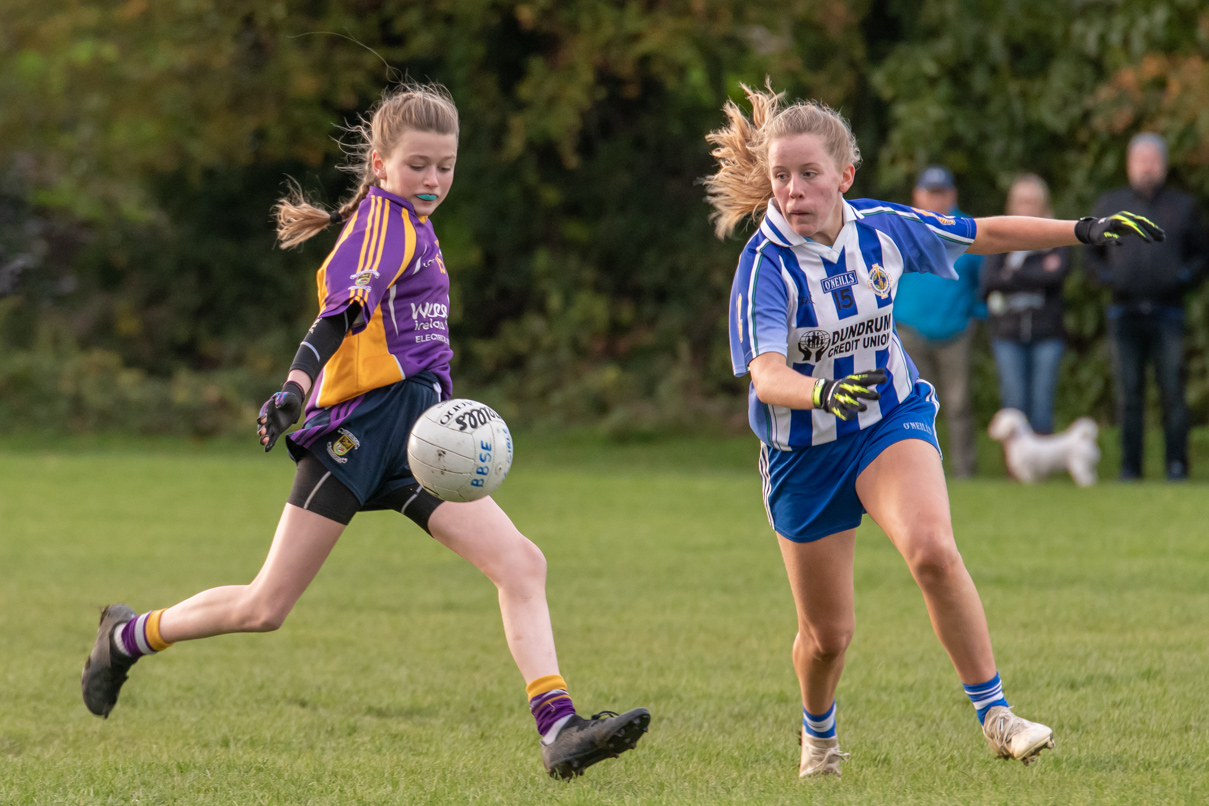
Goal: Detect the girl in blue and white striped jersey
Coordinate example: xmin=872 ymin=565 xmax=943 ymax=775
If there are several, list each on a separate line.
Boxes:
xmin=705 ymin=84 xmax=1164 ymax=778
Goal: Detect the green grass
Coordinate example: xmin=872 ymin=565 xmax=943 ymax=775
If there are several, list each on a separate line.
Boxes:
xmin=1 ymin=434 xmax=1207 ymax=804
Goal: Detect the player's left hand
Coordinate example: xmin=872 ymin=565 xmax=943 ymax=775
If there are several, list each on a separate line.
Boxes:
xmin=812 ymin=368 xmax=887 ymax=421
xmin=1075 ymin=211 xmax=1166 ymax=246
xmin=257 ymin=381 xmax=304 ymax=452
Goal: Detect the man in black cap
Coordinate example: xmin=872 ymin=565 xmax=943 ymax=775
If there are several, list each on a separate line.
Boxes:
xmin=1087 ymin=133 xmax=1209 ymax=480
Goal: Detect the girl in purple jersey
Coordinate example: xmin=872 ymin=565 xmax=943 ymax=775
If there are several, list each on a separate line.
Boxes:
xmin=706 ymin=83 xmax=1163 ymax=778
xmin=81 ymin=83 xmax=649 ymax=780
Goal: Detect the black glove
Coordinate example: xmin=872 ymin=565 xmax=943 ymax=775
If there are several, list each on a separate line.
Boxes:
xmin=1075 ymin=211 xmax=1166 ymax=246
xmin=812 ymin=368 xmax=886 ymax=420
xmin=257 ymin=381 xmax=305 ymax=452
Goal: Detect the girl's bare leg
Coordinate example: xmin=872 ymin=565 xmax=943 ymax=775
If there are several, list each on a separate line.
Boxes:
xmin=427 ymin=496 xmax=558 ymax=682
xmin=777 ymin=529 xmax=857 ymax=715
xmin=855 ymin=439 xmax=996 ymax=685
xmin=157 ymin=504 xmax=346 ymax=643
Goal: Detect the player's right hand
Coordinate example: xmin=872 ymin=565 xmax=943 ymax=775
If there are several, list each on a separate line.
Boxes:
xmin=1075 ymin=211 xmax=1166 ymax=246
xmin=257 ymin=381 xmax=304 ymax=452
xmin=812 ymin=368 xmax=886 ymax=420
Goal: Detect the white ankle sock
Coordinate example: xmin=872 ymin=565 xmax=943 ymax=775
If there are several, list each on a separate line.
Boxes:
xmin=540 ymin=714 xmax=574 ymax=746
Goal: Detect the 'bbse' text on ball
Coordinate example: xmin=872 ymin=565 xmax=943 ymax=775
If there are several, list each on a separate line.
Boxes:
xmin=407 ymin=399 xmax=513 ymax=502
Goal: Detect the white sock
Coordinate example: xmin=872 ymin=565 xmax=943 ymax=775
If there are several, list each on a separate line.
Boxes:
xmin=111 ymin=620 xmax=136 ymax=657
xmin=540 ymin=714 xmax=574 ymax=746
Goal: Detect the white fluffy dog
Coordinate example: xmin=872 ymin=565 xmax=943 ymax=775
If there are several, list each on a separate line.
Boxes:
xmin=987 ymin=408 xmax=1101 ymax=487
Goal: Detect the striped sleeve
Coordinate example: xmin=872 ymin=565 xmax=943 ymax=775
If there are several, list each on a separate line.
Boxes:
xmin=315 ymin=194 xmax=416 ymax=333
xmin=849 ymin=199 xmax=976 ymax=280
xmin=729 ymin=240 xmax=790 ymax=376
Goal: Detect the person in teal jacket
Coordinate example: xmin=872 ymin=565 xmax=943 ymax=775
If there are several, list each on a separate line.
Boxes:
xmin=895 ymin=166 xmax=985 ymax=478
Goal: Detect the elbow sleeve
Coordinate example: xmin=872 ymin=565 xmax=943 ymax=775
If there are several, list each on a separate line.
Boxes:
xmin=289 ymin=304 xmax=359 ymax=382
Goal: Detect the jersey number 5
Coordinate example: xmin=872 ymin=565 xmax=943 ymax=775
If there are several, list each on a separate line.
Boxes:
xmin=833 ymin=287 xmax=856 ymax=314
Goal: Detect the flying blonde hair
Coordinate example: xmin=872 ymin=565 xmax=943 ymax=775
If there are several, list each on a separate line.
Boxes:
xmin=704 ymin=82 xmax=861 ymax=239
xmin=274 ymin=82 xmax=460 ymax=249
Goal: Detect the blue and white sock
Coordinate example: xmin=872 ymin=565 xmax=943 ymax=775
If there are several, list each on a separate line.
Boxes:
xmin=964 ymin=672 xmax=1010 ymax=724
xmin=803 ymin=701 xmax=837 ymax=739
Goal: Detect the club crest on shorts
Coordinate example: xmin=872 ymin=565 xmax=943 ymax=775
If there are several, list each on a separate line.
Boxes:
xmin=327 ymin=428 xmax=361 ymax=464
xmin=867 ymin=263 xmax=891 ymax=298
xmin=798 ymin=329 xmax=832 ymax=363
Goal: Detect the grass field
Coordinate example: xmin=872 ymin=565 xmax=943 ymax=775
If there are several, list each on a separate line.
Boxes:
xmin=1 ymin=433 xmax=1207 ymax=804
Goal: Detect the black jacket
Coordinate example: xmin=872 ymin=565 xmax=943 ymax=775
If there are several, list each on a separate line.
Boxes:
xmin=1085 ymin=185 xmax=1209 ymax=307
xmin=980 ymin=247 xmax=1069 ymax=343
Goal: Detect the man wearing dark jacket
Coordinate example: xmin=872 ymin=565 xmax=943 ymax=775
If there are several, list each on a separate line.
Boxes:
xmin=1086 ymin=133 xmax=1209 ymax=480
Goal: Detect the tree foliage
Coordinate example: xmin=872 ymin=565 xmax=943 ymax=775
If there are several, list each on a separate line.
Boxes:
xmin=2 ymin=0 xmax=1208 ymax=435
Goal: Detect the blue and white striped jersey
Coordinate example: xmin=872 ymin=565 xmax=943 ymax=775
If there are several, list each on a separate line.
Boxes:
xmin=729 ymin=198 xmax=976 ymax=450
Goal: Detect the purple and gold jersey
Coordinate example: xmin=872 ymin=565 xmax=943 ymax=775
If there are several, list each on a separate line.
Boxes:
xmin=307 ymin=186 xmax=452 ymax=414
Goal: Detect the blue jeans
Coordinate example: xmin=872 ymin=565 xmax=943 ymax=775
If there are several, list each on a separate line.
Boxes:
xmin=990 ymin=339 xmax=1064 ymax=434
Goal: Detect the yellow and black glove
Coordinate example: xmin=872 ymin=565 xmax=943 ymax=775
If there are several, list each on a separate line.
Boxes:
xmin=1075 ymin=211 xmax=1166 ymax=246
xmin=812 ymin=368 xmax=887 ymax=420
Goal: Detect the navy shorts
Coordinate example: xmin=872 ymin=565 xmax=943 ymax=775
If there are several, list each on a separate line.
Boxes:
xmin=759 ymin=381 xmax=942 ymax=543
xmin=286 ymin=372 xmax=441 ymax=508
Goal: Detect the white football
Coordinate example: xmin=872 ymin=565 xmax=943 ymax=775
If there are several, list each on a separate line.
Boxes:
xmin=407 ymin=399 xmax=513 ymax=502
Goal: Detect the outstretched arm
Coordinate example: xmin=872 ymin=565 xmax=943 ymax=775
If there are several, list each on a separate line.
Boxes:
xmin=968 ymin=212 xmax=1165 ymax=255
xmin=968 ymin=217 xmax=1079 ymax=254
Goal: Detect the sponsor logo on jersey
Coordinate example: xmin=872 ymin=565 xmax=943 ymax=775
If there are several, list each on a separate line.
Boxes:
xmin=798 ymin=329 xmax=832 ymax=363
xmin=411 ymin=301 xmax=448 ymax=321
xmin=867 ymin=263 xmax=891 ymax=298
xmin=326 ymin=428 xmax=361 ymax=464
xmin=410 ymin=301 xmax=449 ymax=332
xmin=827 ymin=312 xmax=894 ymax=357
xmin=820 ymin=272 xmax=858 ymax=294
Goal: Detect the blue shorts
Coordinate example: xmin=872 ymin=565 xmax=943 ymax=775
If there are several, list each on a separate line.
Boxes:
xmin=286 ymin=372 xmax=441 ymax=507
xmin=759 ymin=381 xmax=942 ymax=543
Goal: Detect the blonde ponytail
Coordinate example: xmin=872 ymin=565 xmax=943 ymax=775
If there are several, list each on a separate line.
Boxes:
xmin=704 ymin=81 xmax=862 ymax=240
xmin=274 ymin=82 xmax=460 ymax=249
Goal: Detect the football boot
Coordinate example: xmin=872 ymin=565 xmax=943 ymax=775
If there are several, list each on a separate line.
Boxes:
xmin=81 ymin=603 xmax=138 ymax=718
xmin=982 ymin=705 xmax=1055 ymax=765
xmin=542 ymin=708 xmax=650 ymax=780
xmin=799 ymin=731 xmax=849 ymax=778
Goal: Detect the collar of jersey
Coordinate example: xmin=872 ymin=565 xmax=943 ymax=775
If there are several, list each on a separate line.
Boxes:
xmin=368 ymin=185 xmax=419 ymax=215
xmin=761 ymin=200 xmax=859 ymax=260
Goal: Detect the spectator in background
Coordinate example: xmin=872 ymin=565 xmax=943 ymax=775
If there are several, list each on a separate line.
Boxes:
xmin=981 ymin=174 xmax=1069 ymax=434
xmin=1087 ymin=133 xmax=1209 ymax=481
xmin=895 ymin=165 xmax=984 ymax=478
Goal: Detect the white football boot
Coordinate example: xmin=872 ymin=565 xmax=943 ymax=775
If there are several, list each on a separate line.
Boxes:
xmin=799 ymin=730 xmax=850 ymax=778
xmin=982 ymin=705 xmax=1055 ymax=765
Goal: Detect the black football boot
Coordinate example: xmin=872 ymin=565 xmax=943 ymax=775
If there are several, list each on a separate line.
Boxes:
xmin=542 ymin=708 xmax=651 ymax=780
xmin=81 ymin=603 xmax=138 ymax=718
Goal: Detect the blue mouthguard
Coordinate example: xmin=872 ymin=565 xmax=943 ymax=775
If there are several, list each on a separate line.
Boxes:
xmin=416 ymin=193 xmax=437 ymax=201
